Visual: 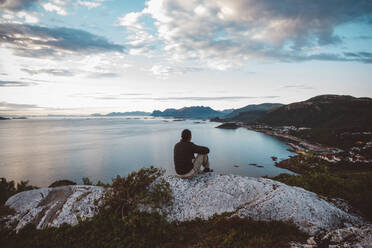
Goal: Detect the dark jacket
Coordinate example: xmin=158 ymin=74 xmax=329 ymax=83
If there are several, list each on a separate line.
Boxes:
xmin=174 ymin=140 xmax=209 ymax=175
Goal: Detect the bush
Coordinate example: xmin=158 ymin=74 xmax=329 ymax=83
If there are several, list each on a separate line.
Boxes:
xmin=103 ymin=166 xmax=173 ymax=217
xmin=0 ymin=178 xmax=38 ymax=205
xmin=49 ymin=180 xmax=77 ymax=188
xmin=82 ymin=177 xmax=93 ymax=185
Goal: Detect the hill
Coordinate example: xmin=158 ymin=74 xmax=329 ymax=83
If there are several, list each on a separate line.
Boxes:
xmin=152 ymin=106 xmax=225 ymax=119
xmin=257 ymin=95 xmax=372 ymax=128
xmin=223 ymin=103 xmax=283 ymax=119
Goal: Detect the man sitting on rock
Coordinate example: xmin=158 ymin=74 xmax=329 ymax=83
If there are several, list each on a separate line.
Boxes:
xmin=174 ymin=129 xmax=212 ymax=178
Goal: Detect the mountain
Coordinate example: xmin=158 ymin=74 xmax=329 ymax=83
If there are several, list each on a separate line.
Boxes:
xmin=220 ymin=108 xmax=235 ymax=115
xmin=257 ymin=95 xmax=372 ymax=128
xmin=91 ymin=111 xmax=151 ymax=117
xmin=152 ymin=106 xmax=225 ymax=119
xmin=224 ymin=103 xmax=283 ymax=120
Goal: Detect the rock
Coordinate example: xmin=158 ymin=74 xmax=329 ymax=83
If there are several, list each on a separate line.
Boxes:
xmin=215 ymin=122 xmax=240 ymax=129
xmin=4 ymin=173 xmax=365 ymax=236
xmin=4 ymin=185 xmax=106 ymax=231
xmin=306 ymin=237 xmax=317 ymax=245
xmin=162 ymin=173 xmax=363 ymax=235
xmin=320 ymin=225 xmax=372 ymax=247
xmin=291 ymin=225 xmax=372 ymax=248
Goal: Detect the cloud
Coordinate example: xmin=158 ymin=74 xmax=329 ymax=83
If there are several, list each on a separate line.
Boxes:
xmin=86 ymin=72 xmax=120 ymax=78
xmin=119 ymin=0 xmax=372 ymax=68
xmin=21 ymin=68 xmax=74 ymax=76
xmin=42 ymin=2 xmax=67 ymax=16
xmin=89 ymin=94 xmax=279 ymax=101
xmin=0 ymin=101 xmax=41 ymax=111
xmin=0 ymin=80 xmax=37 ymax=87
xmin=0 ymin=23 xmax=125 ymax=58
xmin=150 ymin=64 xmax=200 ymax=78
xmin=152 ymin=96 xmax=280 ymax=101
xmin=0 ymin=0 xmax=39 ymax=11
xmin=77 ymin=1 xmax=102 ymax=9
xmin=279 ymin=84 xmax=315 ymax=90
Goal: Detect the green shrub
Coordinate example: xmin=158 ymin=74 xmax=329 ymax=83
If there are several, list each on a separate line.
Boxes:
xmin=0 ymin=178 xmax=38 ymax=205
xmin=49 ymin=180 xmax=77 ymax=188
xmin=103 ymin=166 xmax=172 ymax=217
xmin=82 ymin=177 xmax=93 ymax=185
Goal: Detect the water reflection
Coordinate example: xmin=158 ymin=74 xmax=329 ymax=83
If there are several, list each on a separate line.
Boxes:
xmin=0 ymin=118 xmax=295 ymax=187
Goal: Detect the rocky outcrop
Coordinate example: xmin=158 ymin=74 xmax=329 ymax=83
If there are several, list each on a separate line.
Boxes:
xmin=291 ymin=225 xmax=372 ymax=248
xmin=4 ymin=185 xmax=105 ymax=231
xmin=162 ymin=174 xmax=363 ymax=235
xmin=3 ymin=173 xmax=366 ymax=236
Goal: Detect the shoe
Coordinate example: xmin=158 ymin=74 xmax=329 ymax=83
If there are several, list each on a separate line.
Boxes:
xmin=203 ymin=168 xmax=213 ymax=173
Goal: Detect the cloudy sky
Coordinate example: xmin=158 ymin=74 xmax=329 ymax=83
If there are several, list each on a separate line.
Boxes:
xmin=0 ymin=0 xmax=371 ymax=115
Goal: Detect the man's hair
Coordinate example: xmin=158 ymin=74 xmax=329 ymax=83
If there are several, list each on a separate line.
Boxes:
xmin=181 ymin=129 xmax=191 ymax=141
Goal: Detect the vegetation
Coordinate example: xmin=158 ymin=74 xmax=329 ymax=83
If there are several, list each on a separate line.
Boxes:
xmin=274 ymin=154 xmax=331 ymax=174
xmin=0 ymin=167 xmax=308 ymax=248
xmin=49 ymin=180 xmax=77 ymax=188
xmin=272 ymin=166 xmax=372 ymax=222
xmin=256 ymin=95 xmax=372 ymax=129
xmin=0 ymin=178 xmax=38 ymax=218
xmin=0 ymin=178 xmax=38 ymax=206
xmin=288 ymin=127 xmax=372 ymax=151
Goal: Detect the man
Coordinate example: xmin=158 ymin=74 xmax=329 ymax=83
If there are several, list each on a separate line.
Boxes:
xmin=174 ymin=129 xmax=212 ymax=178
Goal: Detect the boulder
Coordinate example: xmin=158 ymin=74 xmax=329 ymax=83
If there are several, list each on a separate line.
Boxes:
xmin=163 ymin=173 xmax=363 ymax=235
xmin=4 ymin=185 xmax=105 ymax=231
xmin=4 ymin=173 xmax=365 ymax=236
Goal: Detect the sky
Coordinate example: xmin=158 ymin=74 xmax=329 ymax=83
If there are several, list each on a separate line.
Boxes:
xmin=0 ymin=0 xmax=371 ymax=115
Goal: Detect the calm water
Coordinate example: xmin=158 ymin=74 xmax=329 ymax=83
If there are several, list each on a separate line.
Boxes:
xmin=0 ymin=117 xmax=295 ymax=186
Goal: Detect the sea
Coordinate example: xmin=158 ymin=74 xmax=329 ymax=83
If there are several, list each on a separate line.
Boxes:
xmin=0 ymin=117 xmax=295 ymax=187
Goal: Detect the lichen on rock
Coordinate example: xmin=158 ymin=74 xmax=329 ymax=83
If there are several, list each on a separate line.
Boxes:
xmin=3 ymin=173 xmax=367 ymax=237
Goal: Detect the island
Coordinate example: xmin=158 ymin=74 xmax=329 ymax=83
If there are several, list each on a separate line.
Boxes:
xmin=215 ymin=122 xmax=240 ymax=129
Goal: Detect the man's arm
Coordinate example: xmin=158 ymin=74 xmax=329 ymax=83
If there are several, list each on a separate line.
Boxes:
xmin=191 ymin=143 xmax=209 ymax=154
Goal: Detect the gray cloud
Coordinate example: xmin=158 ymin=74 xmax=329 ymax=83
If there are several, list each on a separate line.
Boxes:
xmin=0 ymin=23 xmax=125 ymax=58
xmin=279 ymin=84 xmax=315 ymax=90
xmin=0 ymin=80 xmax=36 ymax=87
xmin=86 ymin=72 xmax=120 ymax=78
xmin=121 ymin=0 xmax=372 ymax=68
xmin=152 ymin=96 xmax=279 ymax=101
xmin=92 ymin=95 xmax=279 ymax=101
xmin=0 ymin=101 xmax=41 ymax=111
xmin=21 ymin=68 xmax=74 ymax=76
xmin=355 ymin=35 xmax=372 ymax=40
xmin=0 ymin=0 xmax=39 ymax=11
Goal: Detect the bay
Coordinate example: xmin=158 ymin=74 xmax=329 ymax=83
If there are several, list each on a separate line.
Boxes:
xmin=0 ymin=117 xmax=295 ymax=186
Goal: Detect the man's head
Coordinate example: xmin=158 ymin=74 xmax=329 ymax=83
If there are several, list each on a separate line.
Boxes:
xmin=181 ymin=129 xmax=192 ymax=142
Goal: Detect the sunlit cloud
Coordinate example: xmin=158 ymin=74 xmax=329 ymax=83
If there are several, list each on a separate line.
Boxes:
xmin=119 ymin=0 xmax=372 ymax=69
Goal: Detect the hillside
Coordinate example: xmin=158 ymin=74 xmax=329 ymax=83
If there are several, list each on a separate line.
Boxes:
xmin=256 ymin=95 xmax=372 ymax=128
xmin=152 ymin=106 xmax=225 ymax=119
xmin=223 ymin=103 xmax=283 ymax=119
